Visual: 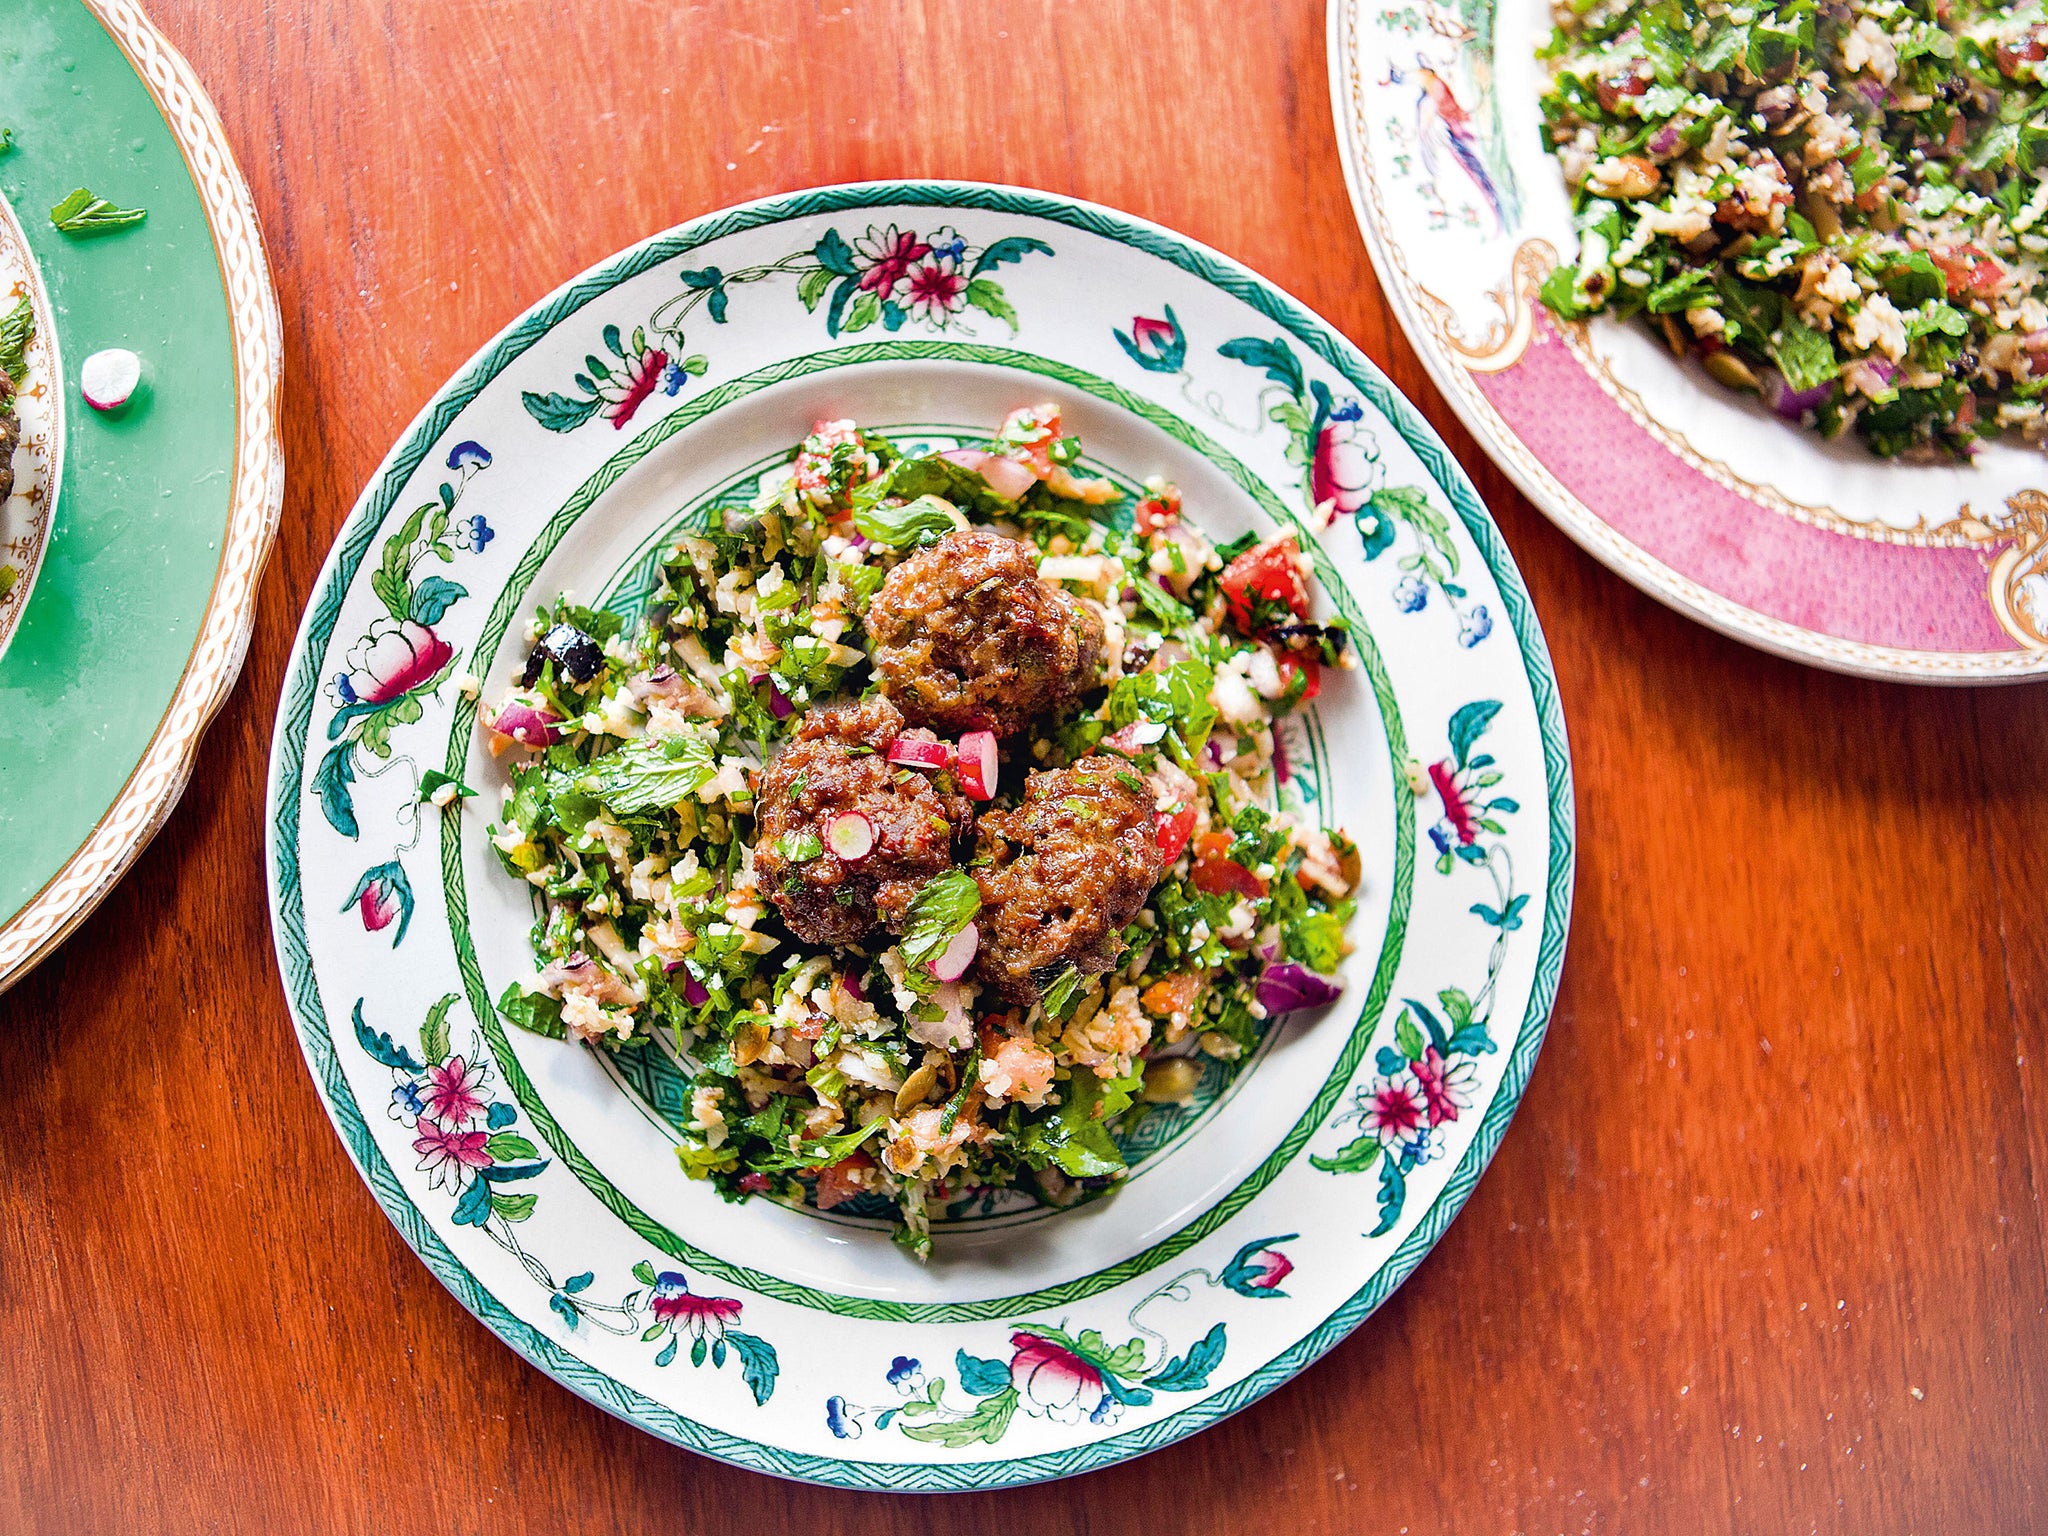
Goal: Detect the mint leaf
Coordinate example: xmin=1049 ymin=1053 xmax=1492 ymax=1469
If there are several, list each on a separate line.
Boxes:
xmin=496 ymin=982 xmax=567 ymax=1039
xmin=50 ymin=187 xmax=146 ymax=235
xmin=852 ymin=493 xmax=960 ymax=548
xmin=580 ymin=735 xmax=717 ymax=815
xmin=899 ymin=871 xmax=982 ymax=976
xmin=0 ymin=293 xmax=32 ymax=384
xmin=1016 ymin=1068 xmax=1130 ymax=1178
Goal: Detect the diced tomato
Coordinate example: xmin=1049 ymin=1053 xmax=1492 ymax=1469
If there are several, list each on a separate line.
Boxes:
xmin=996 ymin=403 xmax=1062 ymax=477
xmin=737 ymin=1172 xmax=772 ymax=1195
xmin=1134 ymin=483 xmax=1182 ymax=534
xmin=1190 ymin=830 xmax=1268 ymax=898
xmin=1276 ymin=654 xmax=1321 ymax=702
xmin=1594 ymin=60 xmax=1653 ymax=113
xmin=1217 ymin=536 xmax=1310 ymax=634
xmin=1155 ymin=803 xmax=1197 ymax=863
xmin=813 ymin=1151 xmax=874 ymax=1210
xmin=1140 ymin=972 xmax=1203 ymax=1020
xmin=1931 ymin=244 xmax=2006 ymax=301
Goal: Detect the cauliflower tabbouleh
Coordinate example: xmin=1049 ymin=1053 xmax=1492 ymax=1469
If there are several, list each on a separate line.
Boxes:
xmin=1538 ymin=0 xmax=2048 ymax=458
xmin=482 ymin=406 xmax=1360 ymax=1257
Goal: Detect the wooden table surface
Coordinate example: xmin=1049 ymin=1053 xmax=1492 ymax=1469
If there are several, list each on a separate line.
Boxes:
xmin=5 ymin=1 xmax=2046 ymax=1530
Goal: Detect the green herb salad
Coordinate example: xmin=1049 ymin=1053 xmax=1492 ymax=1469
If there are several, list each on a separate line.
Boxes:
xmin=1538 ymin=0 xmax=2048 ymax=458
xmin=481 ymin=406 xmax=1361 ymax=1257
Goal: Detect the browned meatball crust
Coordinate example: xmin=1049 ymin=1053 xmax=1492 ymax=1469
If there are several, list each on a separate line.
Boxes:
xmin=970 ymin=756 xmax=1165 ymax=1004
xmin=866 ymin=527 xmax=1102 ymax=738
xmin=754 ymin=696 xmax=973 ymax=947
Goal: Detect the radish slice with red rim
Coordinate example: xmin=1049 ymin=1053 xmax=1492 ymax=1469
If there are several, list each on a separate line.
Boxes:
xmin=885 ymin=736 xmax=952 ymax=769
xmin=81 ymin=348 xmax=144 ymax=412
xmin=826 ymin=811 xmax=875 ymax=861
xmin=929 ymin=921 xmax=979 ymax=982
xmin=957 ymin=730 xmax=998 ymax=800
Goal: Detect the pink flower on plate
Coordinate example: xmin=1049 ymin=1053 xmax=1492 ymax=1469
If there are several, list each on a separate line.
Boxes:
xmin=1311 ymin=398 xmax=1382 ymax=518
xmin=1131 ymin=316 xmax=1176 ymax=352
xmin=359 ymin=878 xmax=402 ymax=932
xmin=603 ymin=346 xmax=670 ymax=429
xmin=1361 ymin=1070 xmax=1428 ymax=1148
xmin=1009 ymin=1331 xmax=1110 ymax=1424
xmin=903 ymin=253 xmax=968 ymax=323
xmin=1412 ymin=1045 xmax=1478 ymax=1126
xmin=345 ymin=860 xmax=414 ymax=946
xmin=853 ymin=224 xmax=931 ymax=296
xmin=1429 ymin=759 xmax=1479 ymax=847
xmin=1220 ymin=1234 xmax=1297 ymax=1297
xmin=331 ymin=617 xmax=453 ymax=708
xmin=422 ymin=1055 xmax=488 ymax=1129
xmin=413 ymin=1120 xmax=492 ymax=1192
xmin=649 ymin=1273 xmax=744 ymax=1339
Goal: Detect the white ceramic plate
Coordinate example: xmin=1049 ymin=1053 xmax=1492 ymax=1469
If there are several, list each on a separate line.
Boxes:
xmin=267 ymin=182 xmax=1573 ymax=1488
xmin=1330 ymin=0 xmax=2048 ymax=681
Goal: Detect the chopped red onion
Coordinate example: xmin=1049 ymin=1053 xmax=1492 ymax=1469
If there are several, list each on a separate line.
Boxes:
xmin=483 ymin=697 xmax=563 ymax=747
xmin=1256 ymin=963 xmax=1343 ymax=1016
xmin=1764 ymin=370 xmax=1833 ymax=420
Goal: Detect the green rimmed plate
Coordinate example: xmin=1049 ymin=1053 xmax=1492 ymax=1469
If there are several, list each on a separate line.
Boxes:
xmin=0 ymin=0 xmax=284 ymax=990
xmin=266 ymin=182 xmax=1573 ymax=1488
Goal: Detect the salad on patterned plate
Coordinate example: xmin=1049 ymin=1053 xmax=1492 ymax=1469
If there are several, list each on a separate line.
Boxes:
xmin=480 ymin=406 xmax=1360 ymax=1257
xmin=1538 ymin=0 xmax=2048 ymax=459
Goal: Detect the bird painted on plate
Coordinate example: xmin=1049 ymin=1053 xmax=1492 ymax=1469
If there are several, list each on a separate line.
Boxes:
xmin=1423 ymin=3 xmax=1476 ymax=43
xmin=1393 ymin=59 xmax=1504 ymax=231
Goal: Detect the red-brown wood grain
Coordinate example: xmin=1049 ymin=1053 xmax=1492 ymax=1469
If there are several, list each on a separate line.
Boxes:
xmin=3 ymin=2 xmax=2045 ymax=1530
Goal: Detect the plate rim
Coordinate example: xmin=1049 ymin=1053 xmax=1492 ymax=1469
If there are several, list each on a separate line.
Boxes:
xmin=1325 ymin=0 xmax=2048 ymax=685
xmin=0 ymin=0 xmax=286 ymax=992
xmin=266 ymin=177 xmax=1576 ymax=1489
xmin=0 ymin=188 xmax=67 ymax=666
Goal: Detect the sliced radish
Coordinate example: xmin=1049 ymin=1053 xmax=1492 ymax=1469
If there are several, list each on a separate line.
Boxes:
xmin=80 ymin=348 xmax=144 ymax=412
xmin=885 ymin=736 xmax=952 ymax=769
xmin=939 ymin=446 xmax=1037 ymax=502
xmin=929 ymin=922 xmax=979 ymax=982
xmin=826 ymin=811 xmax=875 ymax=861
xmin=957 ymin=730 xmax=998 ymax=801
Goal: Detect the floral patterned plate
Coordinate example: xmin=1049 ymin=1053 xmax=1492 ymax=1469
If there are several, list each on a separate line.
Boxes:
xmin=0 ymin=0 xmax=284 ymax=993
xmin=1330 ymin=0 xmax=2048 ymax=681
xmin=267 ymin=182 xmax=1574 ymax=1488
xmin=0 ymin=189 xmax=64 ymax=666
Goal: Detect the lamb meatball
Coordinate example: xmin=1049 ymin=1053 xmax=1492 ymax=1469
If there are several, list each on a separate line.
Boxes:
xmin=971 ymin=756 xmax=1165 ymax=1004
xmin=866 ymin=526 xmax=1102 ymax=737
xmin=754 ymin=696 xmax=972 ymax=947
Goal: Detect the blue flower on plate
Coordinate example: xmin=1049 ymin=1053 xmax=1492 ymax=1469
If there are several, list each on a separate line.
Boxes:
xmin=388 ymin=1078 xmax=428 ymax=1126
xmin=824 ymin=1395 xmax=863 ymax=1439
xmin=452 ymin=513 xmax=494 ymax=553
xmin=1393 ymin=574 xmax=1428 ymax=613
xmin=1457 ymin=604 xmax=1493 ymax=648
xmin=446 ymin=440 xmax=492 ymax=474
xmin=659 ymin=360 xmax=689 ymax=396
xmin=886 ymin=1355 xmax=925 ymax=1395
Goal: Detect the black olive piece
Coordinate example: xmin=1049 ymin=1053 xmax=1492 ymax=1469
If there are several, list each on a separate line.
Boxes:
xmin=520 ymin=623 xmax=605 ymax=686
